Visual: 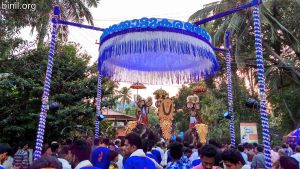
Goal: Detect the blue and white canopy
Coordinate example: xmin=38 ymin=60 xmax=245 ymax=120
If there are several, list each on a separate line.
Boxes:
xmin=98 ymin=18 xmax=219 ymax=84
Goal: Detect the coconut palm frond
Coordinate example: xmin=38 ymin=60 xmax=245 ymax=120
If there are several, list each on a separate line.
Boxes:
xmin=227 ymin=12 xmax=246 ymax=36
xmin=213 ymin=19 xmax=229 ymax=46
xmin=261 ymin=5 xmax=300 ymax=52
xmin=82 ymin=0 xmax=100 ymax=7
xmin=188 ymin=1 xmax=223 ymax=23
xmin=296 ymin=0 xmax=300 ymax=6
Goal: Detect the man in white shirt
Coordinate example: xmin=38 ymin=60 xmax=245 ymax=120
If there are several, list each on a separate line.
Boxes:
xmin=291 ymin=146 xmax=300 ymax=168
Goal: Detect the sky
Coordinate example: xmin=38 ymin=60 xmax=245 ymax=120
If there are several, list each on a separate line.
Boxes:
xmin=21 ymin=0 xmax=217 ymax=99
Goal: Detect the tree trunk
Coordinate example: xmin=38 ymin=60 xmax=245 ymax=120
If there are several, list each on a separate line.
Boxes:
xmin=37 ymin=15 xmax=50 ymax=49
xmin=282 ymin=99 xmax=297 ymax=127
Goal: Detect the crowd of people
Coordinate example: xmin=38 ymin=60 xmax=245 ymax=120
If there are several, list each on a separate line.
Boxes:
xmin=1 ymin=133 xmax=300 ymax=169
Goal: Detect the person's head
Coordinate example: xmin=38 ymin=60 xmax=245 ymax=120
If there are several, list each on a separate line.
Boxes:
xmin=114 ymin=139 xmax=121 ymax=147
xmin=70 ymin=140 xmax=91 ymax=166
xmin=184 ymin=147 xmax=192 ymax=158
xmin=295 ymin=146 xmax=300 ymax=153
xmin=29 ymin=156 xmax=62 ymax=169
xmin=199 ymin=144 xmax=218 ymax=169
xmin=0 ymin=143 xmax=11 ymax=164
xmin=169 ymin=142 xmax=183 ymax=161
xmin=124 ymin=132 xmax=142 ymax=155
xmin=142 ymin=140 xmax=154 ymax=153
xmin=237 ymin=144 xmax=245 ymax=153
xmin=256 ymin=144 xmax=264 ymax=153
xmin=58 ymin=145 xmax=72 ymax=162
xmin=208 ymin=139 xmax=220 ymax=148
xmin=42 ymin=144 xmax=52 ymax=156
xmin=278 ymin=149 xmax=288 ymax=157
xmin=94 ymin=138 xmax=100 ymax=146
xmin=51 ymin=141 xmax=59 ymax=153
xmin=274 ymin=146 xmax=280 ymax=152
xmin=65 ymin=138 xmax=73 ymax=145
xmin=196 ymin=143 xmax=203 ymax=149
xmin=109 ymin=142 xmax=115 ymax=151
xmin=245 ymin=143 xmax=254 ymax=151
xmin=18 ymin=141 xmax=28 ymax=150
xmin=279 ymin=156 xmax=299 ymax=169
xmin=281 ymin=144 xmax=288 ymax=149
xmin=101 ymin=138 xmax=110 ymax=146
xmin=175 ymin=136 xmax=182 ymax=143
xmin=108 ymin=150 xmax=119 ymax=163
xmin=222 ymin=149 xmax=245 ymax=169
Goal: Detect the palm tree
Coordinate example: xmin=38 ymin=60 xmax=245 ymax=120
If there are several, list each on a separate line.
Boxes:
xmin=117 ymin=87 xmax=132 ymax=111
xmin=28 ymin=0 xmax=99 ymax=48
xmin=189 ymin=0 xmax=300 ymax=130
xmin=189 ymin=0 xmax=300 ymax=68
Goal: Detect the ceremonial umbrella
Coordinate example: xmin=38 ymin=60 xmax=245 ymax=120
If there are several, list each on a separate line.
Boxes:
xmin=98 ymin=17 xmax=219 ymax=85
xmin=130 ymin=82 xmax=146 ymax=100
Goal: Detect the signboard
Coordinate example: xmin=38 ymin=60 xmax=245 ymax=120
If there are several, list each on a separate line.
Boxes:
xmin=240 ymin=123 xmax=258 ymax=143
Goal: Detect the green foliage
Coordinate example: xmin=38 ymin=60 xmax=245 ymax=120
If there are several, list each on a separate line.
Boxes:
xmin=187 ymin=0 xmax=300 ymax=145
xmin=0 ymin=43 xmax=117 ymax=145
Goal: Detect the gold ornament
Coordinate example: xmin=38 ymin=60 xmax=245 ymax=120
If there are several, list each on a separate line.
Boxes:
xmin=125 ymin=121 xmax=137 ymax=134
xmin=157 ymin=98 xmax=175 ymax=140
xmin=195 ymin=123 xmax=208 ymax=144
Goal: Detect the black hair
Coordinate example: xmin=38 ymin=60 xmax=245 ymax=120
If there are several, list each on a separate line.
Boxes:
xmin=65 ymin=138 xmax=73 ymax=145
xmin=176 ymin=137 xmax=182 ymax=143
xmin=42 ymin=144 xmax=50 ymax=155
xmin=256 ymin=144 xmax=264 ymax=153
xmin=295 ymin=146 xmax=300 ymax=153
xmin=125 ymin=132 xmax=142 ymax=149
xmin=94 ymin=138 xmax=100 ymax=146
xmin=0 ymin=143 xmax=11 ymax=154
xmin=115 ymin=140 xmax=121 ymax=145
xmin=199 ymin=144 xmax=217 ymax=158
xmin=102 ymin=138 xmax=110 ymax=145
xmin=282 ymin=144 xmax=288 ymax=149
xmin=142 ymin=140 xmax=155 ymax=153
xmin=208 ymin=139 xmax=220 ymax=148
xmin=51 ymin=142 xmax=59 ymax=153
xmin=237 ymin=144 xmax=245 ymax=152
xmin=70 ymin=140 xmax=91 ymax=162
xmin=222 ymin=149 xmax=245 ymax=165
xmin=196 ymin=143 xmax=203 ymax=149
xmin=279 ymin=156 xmax=299 ymax=169
xmin=58 ymin=145 xmax=70 ymax=157
xmin=29 ymin=156 xmax=62 ymax=169
xmin=169 ymin=142 xmax=183 ymax=160
xmin=108 ymin=150 xmax=119 ymax=161
xmin=17 ymin=141 xmax=27 ymax=149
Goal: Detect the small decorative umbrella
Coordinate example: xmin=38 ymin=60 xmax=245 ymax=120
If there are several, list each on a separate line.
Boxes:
xmin=192 ymin=83 xmax=207 ymax=115
xmin=192 ymin=86 xmax=207 ymax=94
xmin=130 ymin=82 xmax=146 ymax=100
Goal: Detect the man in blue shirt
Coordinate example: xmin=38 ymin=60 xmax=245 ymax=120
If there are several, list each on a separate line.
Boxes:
xmin=0 ymin=144 xmax=11 ymax=169
xmin=91 ymin=138 xmax=110 ymax=169
xmin=123 ymin=132 xmax=156 ymax=169
xmin=166 ymin=142 xmax=192 ymax=169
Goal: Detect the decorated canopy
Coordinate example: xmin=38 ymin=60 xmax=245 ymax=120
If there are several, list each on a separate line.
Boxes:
xmin=98 ymin=18 xmax=219 ymax=84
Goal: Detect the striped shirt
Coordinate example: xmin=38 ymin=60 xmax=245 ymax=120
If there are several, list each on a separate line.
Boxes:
xmin=13 ymin=149 xmax=29 ymax=169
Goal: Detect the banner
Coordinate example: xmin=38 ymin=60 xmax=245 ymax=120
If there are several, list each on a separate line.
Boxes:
xmin=240 ymin=123 xmax=258 ymax=143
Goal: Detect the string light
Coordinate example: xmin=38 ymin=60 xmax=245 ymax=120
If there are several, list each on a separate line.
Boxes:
xmin=225 ymin=31 xmax=236 ymax=147
xmin=252 ymin=6 xmax=272 ymax=169
xmin=95 ymin=73 xmax=102 ymax=138
xmin=33 ymin=5 xmax=60 ymax=160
